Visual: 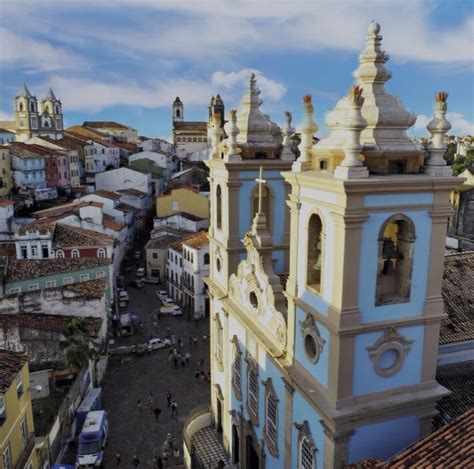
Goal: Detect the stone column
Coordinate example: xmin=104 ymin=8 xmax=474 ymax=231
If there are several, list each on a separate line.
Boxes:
xmin=334 ymin=86 xmax=369 ymax=180
xmin=224 ymin=109 xmax=242 ymax=162
xmin=281 ymin=111 xmax=295 ymax=161
xmin=292 ymin=95 xmax=318 ymax=172
xmin=209 ymin=113 xmax=224 ymax=160
xmin=424 ymin=91 xmax=453 ymax=176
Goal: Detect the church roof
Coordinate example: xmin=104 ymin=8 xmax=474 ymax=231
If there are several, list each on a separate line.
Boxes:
xmin=173 ymin=121 xmax=207 ymax=131
xmin=16 ymin=84 xmax=33 ymax=99
xmin=83 ymin=121 xmax=130 ymax=130
xmin=46 ymin=87 xmax=58 ymax=101
xmin=440 ymin=251 xmax=474 ymax=345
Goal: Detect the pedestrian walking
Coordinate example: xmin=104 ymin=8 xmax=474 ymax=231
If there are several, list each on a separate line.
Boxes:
xmin=170 ymin=400 xmax=178 ymax=418
xmin=173 ymin=355 xmax=178 ymax=369
xmin=166 ymin=391 xmax=172 ymax=407
xmin=185 ymin=351 xmax=191 ymax=363
xmin=178 ymin=337 xmax=183 ymax=348
xmin=173 ymin=448 xmax=180 ymax=462
xmin=168 ymin=352 xmax=173 ymax=366
xmin=193 ymin=336 xmax=198 ymax=346
xmin=166 ymin=326 xmax=171 ymax=337
xmin=153 ymin=407 xmax=162 ymax=422
xmin=199 ymin=359 xmax=204 ymax=367
xmin=202 ymin=334 xmax=207 ymax=343
xmin=180 ymin=355 xmax=186 ymax=368
xmin=137 ymin=399 xmax=142 ymax=411
xmin=115 ymin=450 xmax=122 ymax=466
xmin=132 ymin=455 xmax=140 ymax=467
xmin=188 ymin=335 xmax=193 ymax=346
xmin=171 ymin=334 xmax=176 ymax=345
xmin=195 ymin=369 xmax=200 ymax=379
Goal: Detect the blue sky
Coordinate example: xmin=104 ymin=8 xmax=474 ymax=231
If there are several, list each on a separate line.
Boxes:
xmin=0 ymin=0 xmax=473 ymax=139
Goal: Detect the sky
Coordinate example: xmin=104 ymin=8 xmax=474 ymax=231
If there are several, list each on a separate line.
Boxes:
xmin=0 ymin=0 xmax=473 ymax=140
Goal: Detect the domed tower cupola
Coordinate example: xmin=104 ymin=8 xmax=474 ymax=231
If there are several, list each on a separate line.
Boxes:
xmin=313 ymin=22 xmax=422 ymax=175
xmin=173 ymin=96 xmax=184 ymax=123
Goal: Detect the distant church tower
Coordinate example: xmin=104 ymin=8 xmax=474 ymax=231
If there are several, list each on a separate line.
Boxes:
xmin=12 ymin=85 xmax=63 ymax=141
xmin=183 ymin=23 xmax=462 ymax=469
xmin=208 ymin=94 xmax=225 ymax=127
xmin=172 ymin=96 xmax=184 ymax=123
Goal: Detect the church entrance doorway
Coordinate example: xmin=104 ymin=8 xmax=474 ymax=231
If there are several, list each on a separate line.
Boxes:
xmin=232 ymin=424 xmax=240 ymax=464
xmin=246 ymin=435 xmax=260 ymax=469
xmin=216 ymin=398 xmax=223 ymax=433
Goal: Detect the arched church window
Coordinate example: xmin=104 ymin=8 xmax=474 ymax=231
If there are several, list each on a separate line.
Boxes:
xmin=193 ymin=137 xmax=197 ymax=142
xmin=19 ymin=103 xmax=24 ymax=112
xmin=45 ymin=105 xmax=50 ymax=113
xmin=29 ymin=102 xmax=34 ymax=112
xmin=251 ymin=183 xmax=272 ymax=231
xmin=231 ymin=336 xmax=242 ymax=400
xmin=215 ymin=314 xmax=223 ymax=371
xmin=307 ymin=214 xmax=324 ymax=293
xmin=375 ymin=215 xmax=415 ymax=305
xmin=216 ymin=185 xmax=222 ymax=230
xmin=204 ymin=253 xmax=210 ymax=265
xmin=319 ymin=159 xmax=328 ymax=171
xmin=264 ymin=378 xmax=279 ymax=457
xmin=55 ymin=105 xmax=60 ymax=114
xmin=295 ymin=421 xmax=316 ymax=469
xmin=176 ymin=109 xmax=180 ymax=118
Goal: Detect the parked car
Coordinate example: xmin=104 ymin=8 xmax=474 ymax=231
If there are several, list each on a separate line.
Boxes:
xmin=160 ymin=304 xmax=182 ymax=316
xmin=119 ymin=290 xmax=129 ymax=301
xmin=136 ymin=267 xmax=146 ymax=277
xmin=157 ymin=290 xmax=168 ymax=300
xmin=143 ymin=277 xmax=159 ymax=284
xmin=130 ymin=280 xmax=145 ymax=289
xmin=133 ymin=251 xmax=141 ymax=260
xmin=148 ymin=338 xmax=171 ymax=351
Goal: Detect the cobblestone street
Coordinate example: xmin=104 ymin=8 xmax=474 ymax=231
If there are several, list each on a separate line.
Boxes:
xmin=102 ymin=280 xmax=211 ymax=468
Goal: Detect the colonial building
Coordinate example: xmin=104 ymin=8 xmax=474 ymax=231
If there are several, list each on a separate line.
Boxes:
xmin=0 ymin=145 xmax=12 ymax=196
xmin=184 ymin=23 xmax=462 ymax=468
xmin=172 ymin=95 xmax=225 ymax=156
xmin=0 ymin=86 xmax=64 ymax=142
xmin=82 ymin=121 xmax=138 ymax=143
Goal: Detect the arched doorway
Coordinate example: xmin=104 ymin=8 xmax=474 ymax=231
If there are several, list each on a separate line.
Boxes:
xmin=246 ymin=435 xmax=260 ymax=469
xmin=232 ymin=424 xmax=240 ymax=464
xmin=216 ymin=397 xmax=223 ymax=433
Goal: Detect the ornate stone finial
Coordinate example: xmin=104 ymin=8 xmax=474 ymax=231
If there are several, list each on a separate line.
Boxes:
xmin=334 ymin=86 xmax=369 ymax=180
xmin=224 ymin=109 xmax=241 ymax=161
xmin=281 ymin=111 xmax=295 ymax=161
xmin=293 ymin=95 xmax=318 ymax=171
xmin=209 ymin=112 xmax=224 ymax=160
xmin=368 ymin=21 xmax=381 ymax=35
xmin=425 ymin=91 xmax=452 ymax=176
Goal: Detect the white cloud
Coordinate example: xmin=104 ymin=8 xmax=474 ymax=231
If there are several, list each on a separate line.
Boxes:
xmin=212 ymin=69 xmax=286 ymax=102
xmin=0 ymin=27 xmax=87 ymax=72
xmin=414 ymin=113 xmax=474 ymax=136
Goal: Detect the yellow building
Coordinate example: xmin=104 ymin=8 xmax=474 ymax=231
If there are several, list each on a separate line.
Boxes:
xmin=0 ymin=147 xmax=12 ymax=196
xmin=156 ymin=187 xmax=209 ymax=219
xmin=0 ymin=350 xmax=38 ymax=469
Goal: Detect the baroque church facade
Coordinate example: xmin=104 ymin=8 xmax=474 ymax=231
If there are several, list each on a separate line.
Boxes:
xmin=0 ymin=85 xmax=64 ymax=142
xmin=189 ymin=23 xmax=461 ymax=468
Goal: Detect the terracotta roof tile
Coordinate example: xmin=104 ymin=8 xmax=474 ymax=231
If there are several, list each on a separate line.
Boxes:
xmin=182 ymin=231 xmax=209 ymax=249
xmin=0 ymin=199 xmax=14 ymax=207
xmin=9 ymin=142 xmax=43 ymax=158
xmin=116 ymin=188 xmax=146 ymax=197
xmin=102 ymin=216 xmax=124 ymax=231
xmin=94 ymin=190 xmax=121 ymax=200
xmin=434 ymin=360 xmax=474 ymax=430
xmin=440 ymin=251 xmax=474 ymax=345
xmin=0 ymin=350 xmax=27 ymax=392
xmin=173 ymin=121 xmax=207 ymax=131
xmin=83 ymin=121 xmax=130 ymax=130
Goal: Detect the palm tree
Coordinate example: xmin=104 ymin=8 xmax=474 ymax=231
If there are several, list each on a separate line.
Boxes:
xmin=60 ymin=317 xmax=99 ymax=371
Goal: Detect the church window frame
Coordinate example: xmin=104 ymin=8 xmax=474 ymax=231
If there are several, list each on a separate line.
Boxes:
xmin=295 ymin=421 xmax=317 ymax=469
xmin=56 ymin=249 xmax=65 ymax=259
xmin=231 ymin=336 xmax=242 ymax=401
xmin=215 ymin=184 xmax=222 ymax=230
xmin=246 ymin=355 xmax=259 ymax=426
xmin=71 ymin=249 xmax=80 ymax=258
xmin=19 ymin=103 xmax=24 ymax=112
xmin=306 ymin=212 xmax=325 ymax=295
xmin=263 ymin=378 xmax=279 ymax=457
xmin=97 ymin=248 xmax=106 ymax=258
xmin=250 ymin=182 xmax=274 ymax=233
xmin=214 ymin=314 xmax=224 ymax=371
xmin=300 ymin=314 xmax=325 ymax=365
xmin=204 ymin=253 xmax=210 ymax=265
xmin=375 ymin=214 xmax=416 ymax=306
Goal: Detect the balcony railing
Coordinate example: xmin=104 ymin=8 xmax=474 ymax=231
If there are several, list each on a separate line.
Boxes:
xmin=15 ymin=432 xmax=36 ymax=469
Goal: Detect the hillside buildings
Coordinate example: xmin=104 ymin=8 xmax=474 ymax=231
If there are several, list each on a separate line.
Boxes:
xmin=183 ymin=23 xmax=464 ymax=468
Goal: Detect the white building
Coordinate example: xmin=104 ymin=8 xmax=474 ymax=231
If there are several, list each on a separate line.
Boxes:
xmin=129 ymin=150 xmax=175 ymax=178
xmin=182 ymin=231 xmax=210 ymax=319
xmin=166 ymin=239 xmax=183 ymax=304
xmin=95 ymin=167 xmax=152 ymax=196
xmin=0 ymin=199 xmax=15 ymax=241
xmin=153 ymin=212 xmax=209 ymax=233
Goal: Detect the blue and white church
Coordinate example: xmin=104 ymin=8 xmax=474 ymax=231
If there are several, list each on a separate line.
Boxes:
xmin=184 ymin=22 xmax=461 ymax=469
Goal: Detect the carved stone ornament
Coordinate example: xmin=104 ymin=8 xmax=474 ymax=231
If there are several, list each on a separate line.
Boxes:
xmin=229 ymin=234 xmax=287 ymax=352
xmin=300 ymin=314 xmax=326 ymax=364
xmin=366 ymin=326 xmax=414 ymax=377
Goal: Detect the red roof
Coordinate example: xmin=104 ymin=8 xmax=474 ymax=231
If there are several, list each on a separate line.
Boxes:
xmin=0 ymin=199 xmax=14 ymax=207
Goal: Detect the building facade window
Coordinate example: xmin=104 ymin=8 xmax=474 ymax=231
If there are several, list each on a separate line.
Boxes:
xmin=8 ymin=287 xmax=21 ymax=295
xmin=375 ymin=214 xmax=415 ymax=306
xmin=63 ymin=277 xmax=73 ymax=285
xmin=28 ymin=284 xmax=39 ymax=291
xmin=0 ymin=393 xmax=6 ymax=418
xmin=307 ymin=214 xmax=324 ymax=293
xmin=247 ymin=356 xmax=259 ymax=426
xmin=231 ymin=336 xmax=242 ymax=400
xmin=20 ymin=417 xmax=28 ymax=448
xmin=45 ymin=280 xmax=56 ymax=288
xmin=216 ymin=185 xmax=222 ymax=230
xmin=56 ymin=250 xmax=65 ymax=258
xmin=96 ymin=271 xmax=105 ymax=279
xmin=204 ymin=253 xmax=210 ymax=265
xmin=97 ymin=248 xmax=106 ymax=258
xmin=264 ymin=378 xmax=279 ymax=456
xmin=71 ymin=249 xmax=80 ymax=258
xmin=80 ymin=274 xmax=90 ymax=282
xmin=16 ymin=372 xmax=24 ymax=396
xmin=295 ymin=421 xmax=316 ymax=469
xmin=215 ymin=315 xmax=224 ymax=371
xmin=2 ymin=443 xmax=12 ymax=469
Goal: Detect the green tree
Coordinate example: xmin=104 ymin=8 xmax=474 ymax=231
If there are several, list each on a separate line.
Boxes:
xmin=60 ymin=317 xmax=98 ymax=371
xmin=444 ymin=142 xmax=457 ymax=166
xmin=451 ymin=154 xmax=474 ymax=176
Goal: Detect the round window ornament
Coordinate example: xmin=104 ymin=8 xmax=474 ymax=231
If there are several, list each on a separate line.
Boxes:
xmin=367 ymin=327 xmax=413 ymax=378
xmin=300 ymin=314 xmax=325 ymax=365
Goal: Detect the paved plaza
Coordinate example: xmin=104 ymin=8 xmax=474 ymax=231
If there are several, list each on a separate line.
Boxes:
xmin=101 ymin=281 xmax=211 ymax=468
